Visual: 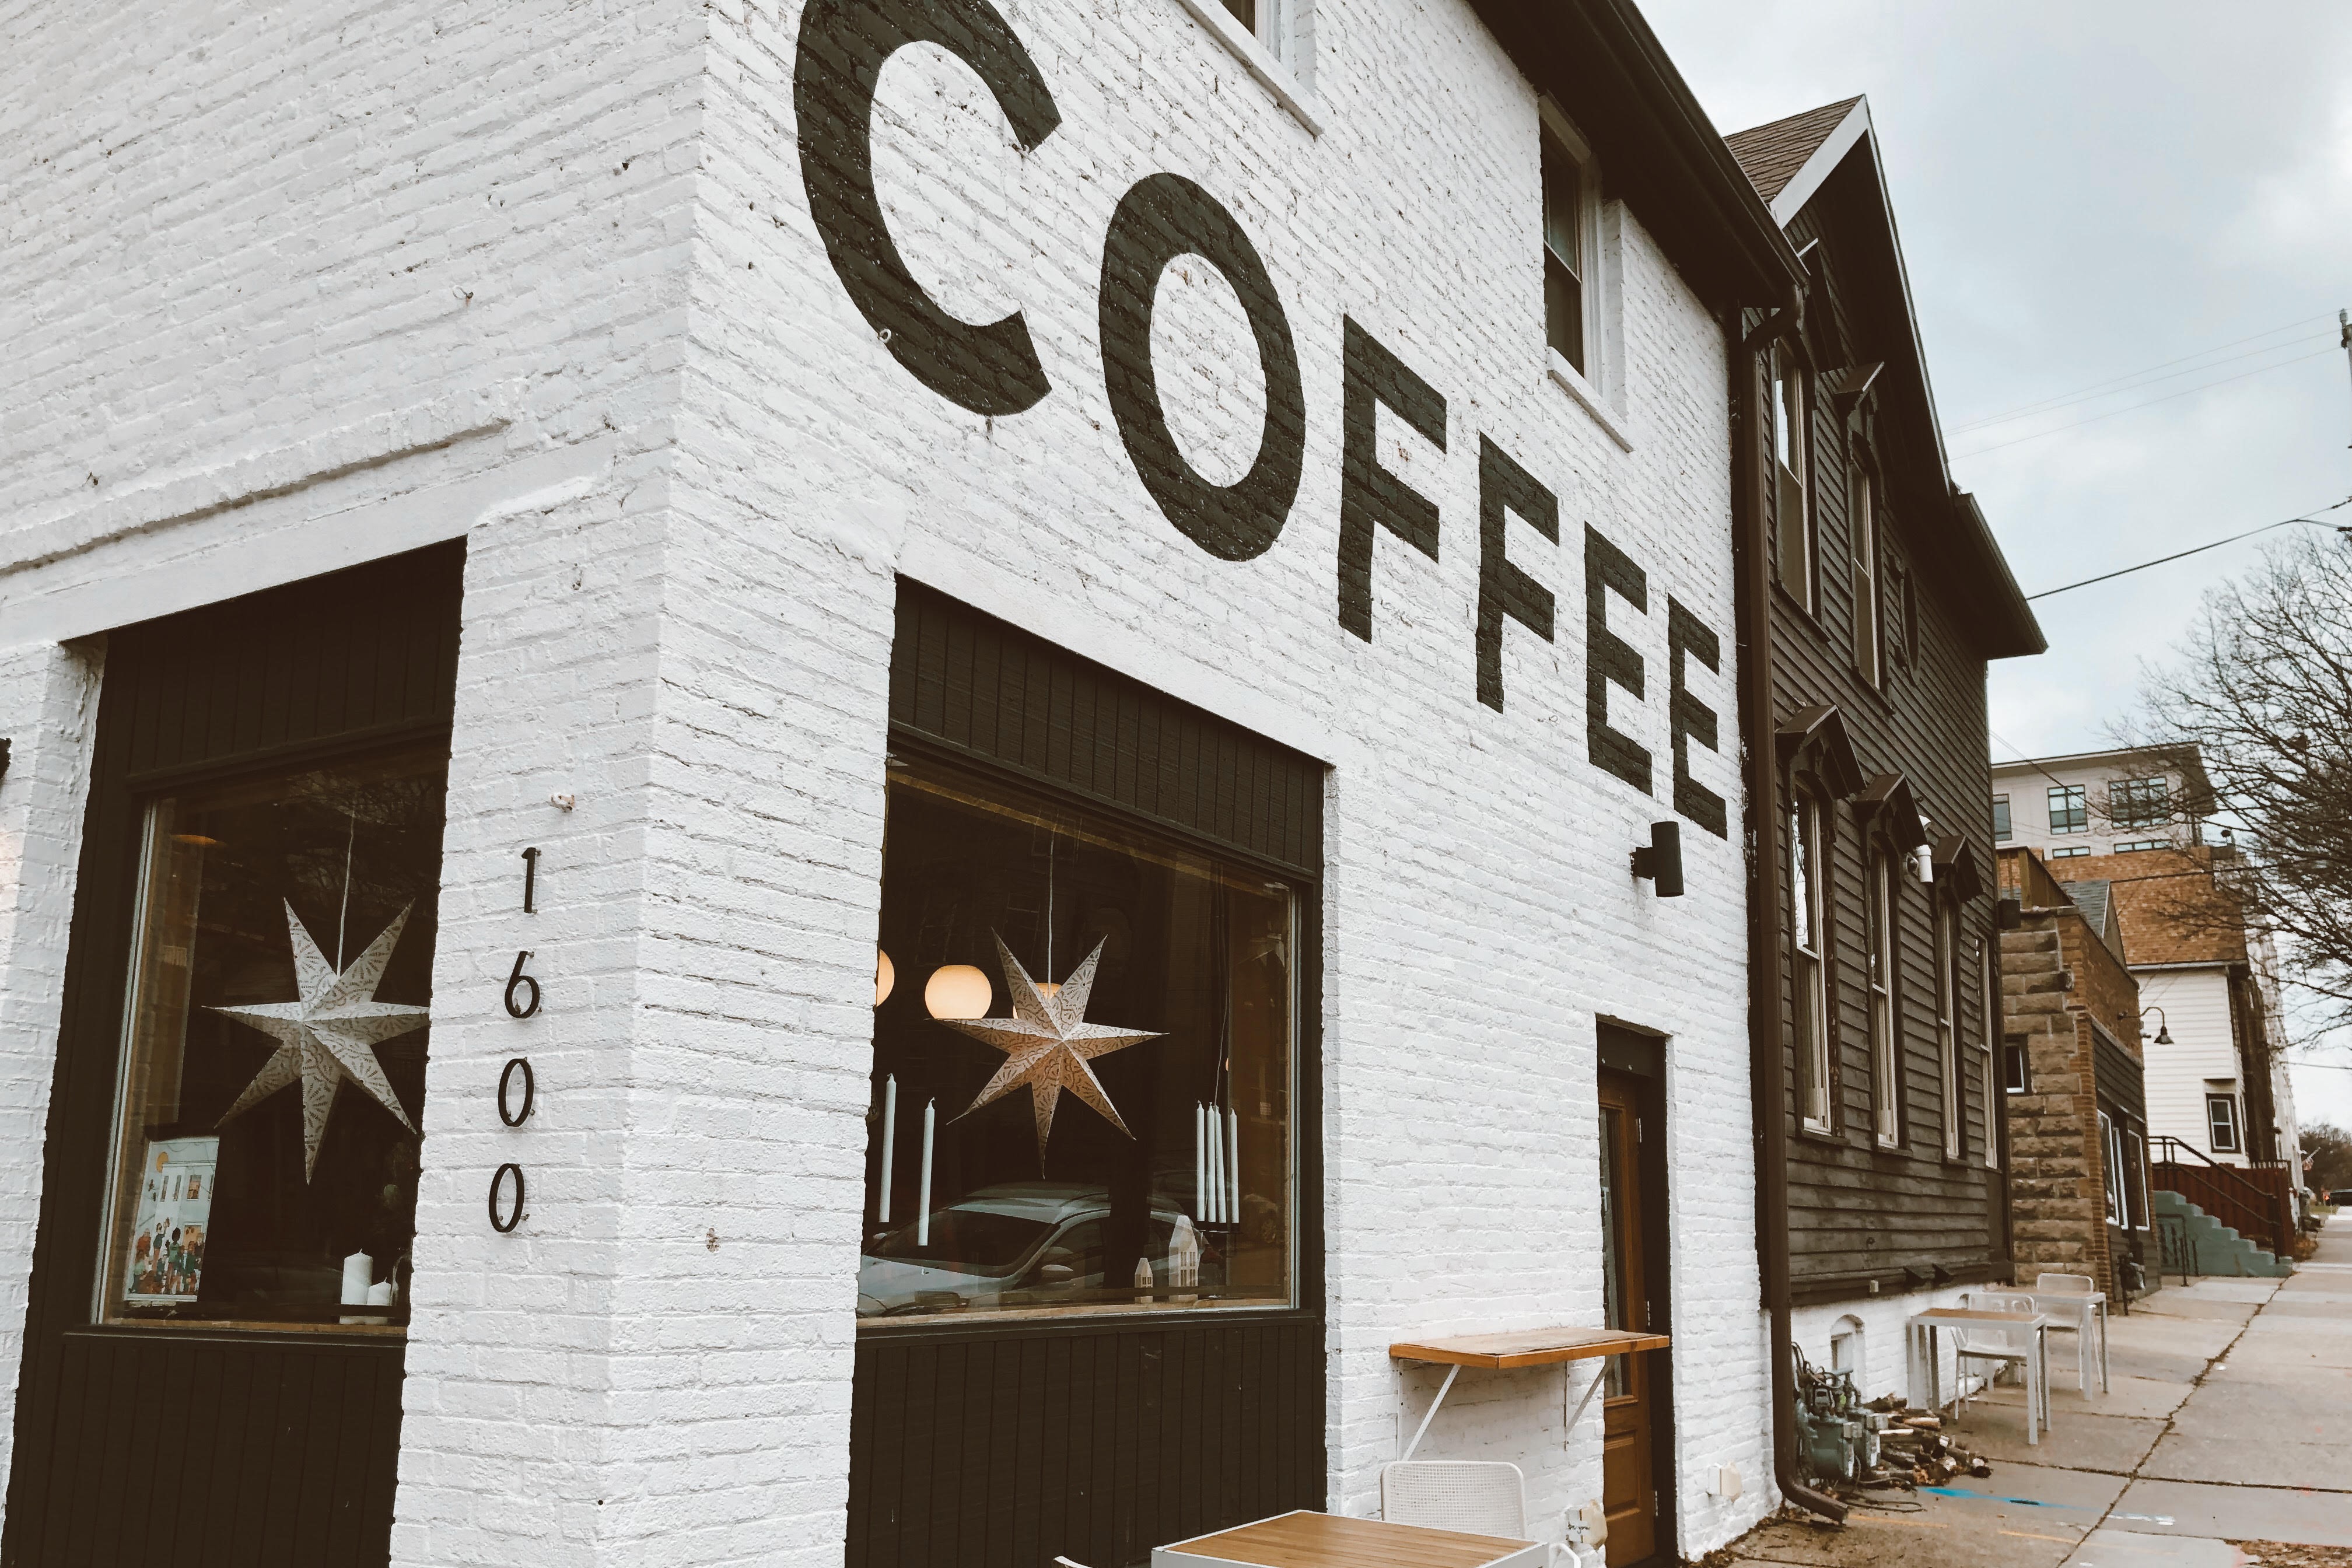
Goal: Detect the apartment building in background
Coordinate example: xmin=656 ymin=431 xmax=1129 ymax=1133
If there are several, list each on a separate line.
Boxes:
xmin=1990 ymin=744 xmax=2212 ymax=862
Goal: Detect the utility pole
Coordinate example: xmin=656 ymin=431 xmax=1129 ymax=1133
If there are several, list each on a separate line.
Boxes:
xmin=2342 ymin=308 xmax=2352 ymax=452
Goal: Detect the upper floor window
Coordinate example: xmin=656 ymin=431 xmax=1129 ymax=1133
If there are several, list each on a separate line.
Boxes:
xmin=2206 ymin=1092 xmax=2241 ymax=1153
xmin=1772 ymin=344 xmax=1814 ymax=612
xmin=2049 ymin=845 xmax=2090 ymax=860
xmin=2116 ymin=839 xmax=2165 ymax=853
xmin=2048 ymin=784 xmax=2088 ymax=834
xmin=2111 ymin=776 xmax=2170 ymax=830
xmin=1791 ymin=793 xmax=1831 ymax=1133
xmin=1850 ymin=462 xmax=1880 ymax=684
xmin=1992 ymin=795 xmax=2011 ymax=841
xmin=1867 ymin=848 xmax=1899 ymax=1148
xmin=2003 ymin=1042 xmax=2029 ymax=1093
xmin=1542 ymin=127 xmax=1597 ymax=379
xmin=1218 ymin=0 xmax=1293 ymax=65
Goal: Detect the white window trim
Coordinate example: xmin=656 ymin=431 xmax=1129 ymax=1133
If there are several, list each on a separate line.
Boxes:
xmin=1937 ymin=898 xmax=1961 ymax=1160
xmin=1794 ymin=795 xmax=1832 ymax=1134
xmin=1170 ymin=0 xmax=1323 ymax=135
xmin=2099 ymin=1111 xmax=2122 ymax=1226
xmin=1536 ymin=100 xmax=1632 ymax=450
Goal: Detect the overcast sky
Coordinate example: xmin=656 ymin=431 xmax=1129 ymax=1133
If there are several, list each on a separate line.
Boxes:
xmin=1642 ymin=0 xmax=2352 ymax=1129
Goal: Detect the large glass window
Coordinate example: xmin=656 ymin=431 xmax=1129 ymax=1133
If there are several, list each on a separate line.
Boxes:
xmin=2099 ymin=1111 xmax=2122 ymax=1225
xmin=859 ymin=758 xmax=1297 ymax=1323
xmin=2111 ymin=776 xmax=2169 ymax=831
xmin=1992 ymin=795 xmax=2011 ymax=842
xmin=97 ymin=746 xmax=444 ymax=1332
xmin=1980 ymin=939 xmax=2000 ymax=1170
xmin=2048 ymin=784 xmax=2088 ymax=835
xmin=1791 ymin=793 xmax=1830 ymax=1132
xmin=1867 ymin=848 xmax=1899 ymax=1147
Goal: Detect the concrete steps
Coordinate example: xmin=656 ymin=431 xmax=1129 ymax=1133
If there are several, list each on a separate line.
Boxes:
xmin=2152 ymin=1189 xmax=2294 ymax=1278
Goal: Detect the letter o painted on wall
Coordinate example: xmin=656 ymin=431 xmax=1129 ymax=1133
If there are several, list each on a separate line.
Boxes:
xmin=1098 ymin=174 xmax=1305 ymax=562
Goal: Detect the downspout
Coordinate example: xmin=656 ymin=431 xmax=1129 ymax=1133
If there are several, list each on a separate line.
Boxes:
xmin=1730 ymin=289 xmax=1847 ymax=1525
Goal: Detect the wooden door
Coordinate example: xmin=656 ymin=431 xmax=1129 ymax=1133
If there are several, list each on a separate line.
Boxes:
xmin=1598 ymin=1070 xmax=1656 ymax=1564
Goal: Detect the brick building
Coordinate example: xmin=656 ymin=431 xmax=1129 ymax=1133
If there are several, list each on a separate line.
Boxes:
xmin=1996 ymin=848 xmax=2152 ymax=1303
xmin=0 ymin=1 xmax=1826 ymax=1566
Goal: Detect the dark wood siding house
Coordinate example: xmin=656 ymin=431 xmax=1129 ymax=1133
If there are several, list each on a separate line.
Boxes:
xmin=1724 ymin=97 xmax=2046 ymax=1419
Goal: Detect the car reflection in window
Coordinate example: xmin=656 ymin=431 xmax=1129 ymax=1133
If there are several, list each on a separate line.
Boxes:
xmin=858 ymin=1182 xmax=1207 ymax=1317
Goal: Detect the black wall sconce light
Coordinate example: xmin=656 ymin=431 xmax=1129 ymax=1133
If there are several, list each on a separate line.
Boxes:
xmin=2129 ymin=1005 xmax=2174 ymax=1045
xmin=1631 ymin=820 xmax=1684 ymax=898
xmin=0 ymin=737 xmax=11 ymax=782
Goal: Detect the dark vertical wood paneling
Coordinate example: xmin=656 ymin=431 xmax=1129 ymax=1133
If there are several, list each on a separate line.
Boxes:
xmin=858 ymin=580 xmax=1325 ymax=1568
xmin=1762 ymin=174 xmax=2011 ymax=1302
xmin=5 ymin=544 xmax=460 ymax=1568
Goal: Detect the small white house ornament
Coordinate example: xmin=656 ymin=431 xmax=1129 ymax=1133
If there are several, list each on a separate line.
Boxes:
xmin=211 ymin=901 xmax=428 ymax=1180
xmin=940 ymin=933 xmax=1161 ymax=1169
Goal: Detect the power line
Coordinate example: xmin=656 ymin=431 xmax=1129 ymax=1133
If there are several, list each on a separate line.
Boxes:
xmin=1949 ymin=312 xmax=2337 ymax=432
xmin=2021 ymin=500 xmax=2352 ymax=602
xmin=1952 ymin=329 xmax=2337 ymax=435
xmin=1954 ymin=348 xmax=2340 ymax=460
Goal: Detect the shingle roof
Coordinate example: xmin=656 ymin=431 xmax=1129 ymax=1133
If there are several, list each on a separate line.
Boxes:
xmin=2048 ymin=848 xmax=2249 ymax=968
xmin=2066 ymin=880 xmax=2126 ymax=963
xmin=1724 ymin=96 xmax=1864 ymax=205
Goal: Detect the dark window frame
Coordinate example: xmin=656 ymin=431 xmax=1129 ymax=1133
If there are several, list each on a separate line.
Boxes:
xmin=2206 ymin=1092 xmax=2242 ymax=1153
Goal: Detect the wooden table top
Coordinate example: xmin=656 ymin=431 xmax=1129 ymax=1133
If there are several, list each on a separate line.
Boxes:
xmin=1912 ymin=1307 xmax=2042 ymax=1323
xmin=1388 ymin=1325 xmax=1671 ymax=1368
xmin=1160 ymin=1510 xmax=1535 ymax=1568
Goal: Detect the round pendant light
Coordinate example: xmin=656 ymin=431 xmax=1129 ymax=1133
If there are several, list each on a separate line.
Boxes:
xmin=875 ymin=948 xmax=895 ymax=1008
xmin=925 ymin=963 xmax=992 ymax=1021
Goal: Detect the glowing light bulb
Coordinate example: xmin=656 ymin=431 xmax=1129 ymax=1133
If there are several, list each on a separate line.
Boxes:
xmin=924 ymin=964 xmax=992 ymax=1021
xmin=874 ymin=949 xmax=895 ymax=1008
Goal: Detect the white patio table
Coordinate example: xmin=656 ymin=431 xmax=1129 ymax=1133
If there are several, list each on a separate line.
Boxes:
xmin=1153 ymin=1510 xmax=1546 ymax=1568
xmin=1905 ymin=1306 xmax=2050 ymax=1444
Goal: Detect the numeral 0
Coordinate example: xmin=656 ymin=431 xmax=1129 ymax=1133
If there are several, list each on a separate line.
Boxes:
xmin=488 ymin=1163 xmax=527 ymax=1233
xmin=498 ymin=1057 xmax=536 ymax=1126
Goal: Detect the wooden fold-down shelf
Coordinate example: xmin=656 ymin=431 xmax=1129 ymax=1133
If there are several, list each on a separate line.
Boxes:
xmin=1390 ymin=1325 xmax=1671 ymax=1369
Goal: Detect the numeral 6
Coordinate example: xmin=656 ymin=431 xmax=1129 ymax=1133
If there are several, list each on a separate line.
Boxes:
xmin=503 ymin=950 xmax=541 ymax=1019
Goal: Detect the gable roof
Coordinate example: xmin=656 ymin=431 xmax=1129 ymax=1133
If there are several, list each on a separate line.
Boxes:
xmin=1723 ymin=96 xmax=1863 ymax=208
xmin=1725 ymin=97 xmax=2045 ymax=662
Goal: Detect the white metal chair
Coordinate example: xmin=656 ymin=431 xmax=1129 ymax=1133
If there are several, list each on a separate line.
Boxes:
xmin=2035 ymin=1272 xmax=2106 ymax=1394
xmin=1382 ymin=1460 xmax=1531 ymax=1540
xmin=1952 ymin=1291 xmax=2049 ymax=1443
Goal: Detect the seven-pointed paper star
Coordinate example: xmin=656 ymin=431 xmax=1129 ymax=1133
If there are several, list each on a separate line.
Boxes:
xmin=211 ymin=901 xmax=428 ymax=1181
xmin=941 ymin=934 xmax=1163 ymax=1170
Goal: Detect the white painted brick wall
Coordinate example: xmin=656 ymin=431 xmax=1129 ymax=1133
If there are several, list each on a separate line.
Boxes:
xmin=0 ymin=0 xmax=1780 ymax=1560
xmin=0 ymin=643 xmax=106 ymax=1515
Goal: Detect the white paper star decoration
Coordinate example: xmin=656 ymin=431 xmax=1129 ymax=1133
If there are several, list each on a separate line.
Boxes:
xmin=211 ymin=901 xmax=428 ymax=1181
xmin=942 ymin=934 xmax=1162 ymax=1169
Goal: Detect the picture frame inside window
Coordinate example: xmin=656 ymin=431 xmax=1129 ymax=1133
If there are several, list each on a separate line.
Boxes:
xmin=859 ymin=755 xmax=1300 ymax=1325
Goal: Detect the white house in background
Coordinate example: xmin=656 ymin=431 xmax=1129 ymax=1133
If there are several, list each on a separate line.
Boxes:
xmin=1994 ymin=746 xmax=2302 ymax=1196
xmin=1990 ymin=744 xmax=2211 ymax=862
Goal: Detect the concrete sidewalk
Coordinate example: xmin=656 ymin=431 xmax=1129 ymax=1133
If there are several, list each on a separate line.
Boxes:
xmin=1719 ymin=1214 xmax=2352 ymax=1567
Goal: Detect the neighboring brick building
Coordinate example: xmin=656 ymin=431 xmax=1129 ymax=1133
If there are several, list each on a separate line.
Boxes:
xmin=1996 ymin=848 xmax=2152 ymax=1303
xmin=0 ymin=1 xmax=1821 ymax=1566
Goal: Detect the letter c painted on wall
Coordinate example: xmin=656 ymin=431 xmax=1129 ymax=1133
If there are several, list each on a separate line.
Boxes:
xmin=794 ymin=0 xmax=1060 ymax=416
xmin=1098 ymin=173 xmax=1306 ymax=561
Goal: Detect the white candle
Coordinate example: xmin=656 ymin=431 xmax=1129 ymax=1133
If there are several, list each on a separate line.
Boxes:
xmin=340 ymin=1251 xmax=373 ymax=1306
xmin=1195 ymin=1103 xmax=1207 ymax=1220
xmin=878 ymin=1075 xmax=898 ymax=1223
xmin=917 ymin=1100 xmax=936 ymax=1247
xmin=1227 ymin=1107 xmax=1242 ymax=1228
xmin=1207 ymin=1111 xmax=1224 ymax=1224
xmin=365 ymin=1280 xmax=394 ymax=1307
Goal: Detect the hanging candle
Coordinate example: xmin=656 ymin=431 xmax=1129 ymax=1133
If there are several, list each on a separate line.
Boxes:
xmin=878 ymin=1075 xmax=897 ymax=1223
xmin=917 ymin=1100 xmax=936 ymax=1246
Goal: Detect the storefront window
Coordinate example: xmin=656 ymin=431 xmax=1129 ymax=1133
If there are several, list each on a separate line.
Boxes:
xmin=859 ymin=759 xmax=1296 ymax=1323
xmin=96 ymin=746 xmax=446 ymax=1332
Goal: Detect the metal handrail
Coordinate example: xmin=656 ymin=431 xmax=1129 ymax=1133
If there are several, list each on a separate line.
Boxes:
xmin=2150 ymin=1136 xmax=2292 ymax=1254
